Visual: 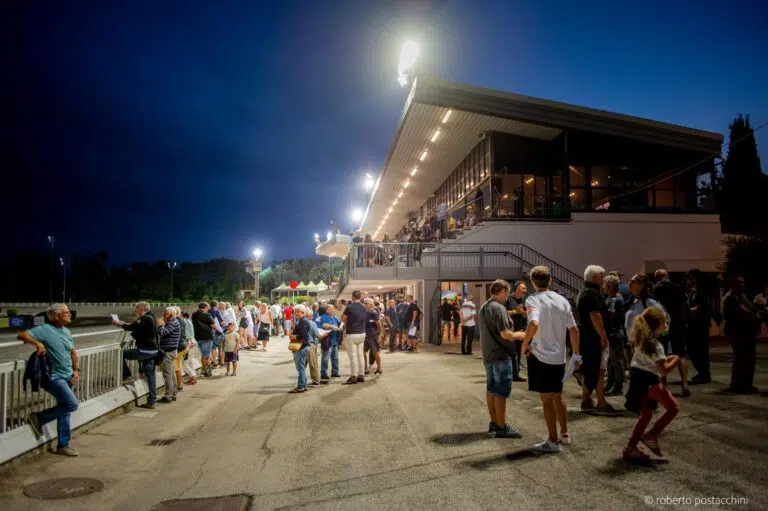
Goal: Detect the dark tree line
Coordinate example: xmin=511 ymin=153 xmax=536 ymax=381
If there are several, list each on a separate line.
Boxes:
xmin=0 ymin=252 xmax=342 ymax=303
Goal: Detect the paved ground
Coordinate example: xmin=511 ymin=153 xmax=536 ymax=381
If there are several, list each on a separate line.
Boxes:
xmin=1 ymin=337 xmax=767 ymax=510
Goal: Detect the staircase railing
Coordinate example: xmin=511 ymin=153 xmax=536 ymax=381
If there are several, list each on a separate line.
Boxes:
xmin=347 ymin=242 xmax=583 ymax=297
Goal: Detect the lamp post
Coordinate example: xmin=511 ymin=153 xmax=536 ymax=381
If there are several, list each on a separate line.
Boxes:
xmin=47 ymin=236 xmax=55 ymax=304
xmin=167 ymin=261 xmax=177 ymax=301
xmin=247 ymin=248 xmax=263 ymax=300
xmin=59 ymin=257 xmax=66 ymax=303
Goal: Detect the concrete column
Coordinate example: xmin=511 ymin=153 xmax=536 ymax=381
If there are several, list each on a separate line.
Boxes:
xmin=420 ymin=279 xmax=440 ymax=345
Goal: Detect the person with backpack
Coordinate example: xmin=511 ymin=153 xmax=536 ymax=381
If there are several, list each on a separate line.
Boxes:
xmin=113 ymin=301 xmax=159 ymax=409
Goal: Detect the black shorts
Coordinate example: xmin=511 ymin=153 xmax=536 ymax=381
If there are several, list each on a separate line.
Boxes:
xmin=224 ymin=351 xmax=238 ymax=363
xmin=527 ymin=354 xmax=565 ymax=394
xmin=663 ymin=331 xmax=687 ymax=357
xmin=364 ymin=332 xmax=380 ymax=353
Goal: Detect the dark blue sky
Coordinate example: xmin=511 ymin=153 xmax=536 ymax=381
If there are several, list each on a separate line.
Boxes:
xmin=7 ymin=0 xmax=767 ymax=265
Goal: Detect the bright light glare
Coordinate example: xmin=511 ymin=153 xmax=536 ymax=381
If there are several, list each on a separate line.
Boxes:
xmin=404 ymin=179 xmax=410 ymax=188
xmin=326 ymin=231 xmax=332 ymax=240
xmin=431 ymin=129 xmax=441 ymax=143
xmin=410 ymin=167 xmax=418 ymax=176
xmin=253 ymin=248 xmax=263 ymax=258
xmin=419 ymin=150 xmax=428 ymax=161
xmin=397 ymin=41 xmax=420 ymax=87
xmin=397 ymin=190 xmax=403 ymax=198
xmin=442 ymin=109 xmax=453 ymax=124
xmin=351 ymin=209 xmax=363 ymax=223
xmin=364 ymin=173 xmax=375 ymax=191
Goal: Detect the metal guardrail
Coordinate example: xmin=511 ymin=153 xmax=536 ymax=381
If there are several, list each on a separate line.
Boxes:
xmin=0 ymin=330 xmax=145 ymax=435
xmin=348 ymin=242 xmax=583 ymax=296
xmin=0 ymin=302 xmax=196 ymax=308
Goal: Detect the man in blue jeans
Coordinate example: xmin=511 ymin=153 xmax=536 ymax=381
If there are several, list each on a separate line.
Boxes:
xmin=318 ymin=304 xmax=342 ymax=383
xmin=19 ymin=303 xmax=80 ymax=456
xmin=113 ymin=301 xmax=159 ymax=409
xmin=478 ymin=280 xmax=526 ymax=438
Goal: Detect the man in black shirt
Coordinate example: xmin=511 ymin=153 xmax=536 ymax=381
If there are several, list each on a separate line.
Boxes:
xmin=440 ymin=298 xmax=453 ymax=343
xmin=722 ymin=275 xmax=761 ymax=393
xmin=506 ymin=281 xmax=528 ymax=382
xmin=192 ymin=302 xmax=216 ymax=377
xmin=686 ymin=269 xmax=713 ymax=384
xmin=404 ymin=295 xmax=422 ymax=352
xmin=113 ymin=301 xmax=158 ymax=409
xmin=575 ymin=265 xmax=617 ymax=415
xmin=654 ymin=269 xmax=690 ymax=397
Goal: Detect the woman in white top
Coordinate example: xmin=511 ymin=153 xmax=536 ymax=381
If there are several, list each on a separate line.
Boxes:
xmin=257 ymin=303 xmax=273 ymax=351
xmin=623 ymin=307 xmax=680 ymax=462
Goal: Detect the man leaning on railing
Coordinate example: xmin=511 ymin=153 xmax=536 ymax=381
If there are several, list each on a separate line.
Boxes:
xmin=18 ymin=303 xmax=81 ymax=457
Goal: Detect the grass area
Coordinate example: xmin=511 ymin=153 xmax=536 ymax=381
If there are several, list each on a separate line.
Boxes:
xmin=0 ymin=317 xmax=8 ymax=328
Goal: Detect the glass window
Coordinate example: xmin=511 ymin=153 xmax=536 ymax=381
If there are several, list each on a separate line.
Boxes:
xmin=592 ymin=188 xmax=611 ymax=210
xmin=569 ymin=165 xmax=585 ymax=187
xmin=591 ymin=166 xmax=610 ymax=188
xmin=570 ymin=189 xmax=587 ymax=210
xmin=655 ymin=190 xmax=675 ymax=208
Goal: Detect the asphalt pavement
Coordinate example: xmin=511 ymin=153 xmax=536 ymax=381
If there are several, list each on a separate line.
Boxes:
xmin=0 ymin=337 xmax=767 ymax=510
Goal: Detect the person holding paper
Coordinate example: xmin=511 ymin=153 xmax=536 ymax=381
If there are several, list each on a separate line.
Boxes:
xmin=404 ymin=295 xmax=421 ymax=352
xmin=521 ymin=266 xmax=580 ymax=453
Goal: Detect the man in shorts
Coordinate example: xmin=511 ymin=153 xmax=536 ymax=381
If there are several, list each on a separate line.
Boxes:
xmin=191 ymin=302 xmax=216 ymax=377
xmin=522 ymin=266 xmax=580 ymax=453
xmin=395 ymin=297 xmax=410 ymax=351
xmin=478 ymin=280 xmax=526 ymax=438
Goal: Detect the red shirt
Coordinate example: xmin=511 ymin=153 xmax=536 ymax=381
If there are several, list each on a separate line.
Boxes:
xmin=284 ymin=307 xmax=293 ymax=320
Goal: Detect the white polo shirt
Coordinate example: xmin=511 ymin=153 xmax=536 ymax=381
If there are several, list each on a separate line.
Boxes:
xmin=525 ymin=290 xmax=577 ymax=365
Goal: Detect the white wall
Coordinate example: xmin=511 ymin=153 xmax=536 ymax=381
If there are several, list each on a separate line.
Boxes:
xmin=456 ymin=213 xmax=722 ymax=278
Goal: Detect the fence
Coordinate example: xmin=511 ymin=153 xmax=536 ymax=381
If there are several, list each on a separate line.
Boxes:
xmin=348 ymin=242 xmax=583 ymax=296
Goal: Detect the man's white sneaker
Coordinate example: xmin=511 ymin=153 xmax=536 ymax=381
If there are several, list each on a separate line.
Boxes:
xmin=533 ymin=439 xmax=562 ymax=453
xmin=560 ymin=433 xmax=571 ymax=445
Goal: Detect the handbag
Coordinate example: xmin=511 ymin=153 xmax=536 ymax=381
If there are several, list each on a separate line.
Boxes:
xmin=288 ymin=334 xmax=303 ymax=352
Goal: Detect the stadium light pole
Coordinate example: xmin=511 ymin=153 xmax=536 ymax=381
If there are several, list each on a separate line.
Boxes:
xmin=47 ymin=236 xmax=55 ymax=304
xmin=167 ymin=261 xmax=177 ymax=301
xmin=251 ymin=248 xmax=263 ymax=300
xmin=59 ymin=257 xmax=66 ymax=303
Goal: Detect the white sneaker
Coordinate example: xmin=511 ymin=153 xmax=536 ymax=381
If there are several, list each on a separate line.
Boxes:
xmin=560 ymin=433 xmax=571 ymax=445
xmin=533 ymin=439 xmax=562 ymax=453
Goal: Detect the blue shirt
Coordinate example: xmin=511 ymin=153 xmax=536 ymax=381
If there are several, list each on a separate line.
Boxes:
xmin=308 ymin=321 xmax=320 ymax=345
xmin=28 ymin=324 xmax=74 ymax=380
xmin=317 ymin=313 xmax=341 ymax=345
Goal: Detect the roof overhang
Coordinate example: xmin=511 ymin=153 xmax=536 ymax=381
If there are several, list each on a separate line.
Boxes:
xmin=360 ymin=75 xmax=723 ymax=236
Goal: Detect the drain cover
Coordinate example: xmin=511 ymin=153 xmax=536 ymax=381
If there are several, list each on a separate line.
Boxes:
xmin=155 ymin=494 xmax=251 ymax=511
xmin=23 ymin=478 xmax=104 ymax=500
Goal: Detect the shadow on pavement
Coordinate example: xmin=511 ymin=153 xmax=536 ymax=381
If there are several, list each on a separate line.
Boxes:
xmin=431 ymin=432 xmax=492 ymax=446
xmin=465 ymin=447 xmax=539 ymax=470
xmin=321 ymin=378 xmax=379 ymax=404
xmin=597 ymin=457 xmax=669 ymax=476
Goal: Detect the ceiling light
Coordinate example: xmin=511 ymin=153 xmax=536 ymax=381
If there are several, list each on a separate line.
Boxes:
xmin=442 ymin=109 xmax=453 ymax=124
xmin=404 ymin=179 xmax=410 ymax=188
xmin=503 ymin=194 xmax=509 ymax=199
xmin=465 ymin=184 xmax=469 ymax=189
xmin=592 ymin=180 xmax=599 ymax=186
xmin=431 ymin=129 xmax=441 ymax=143
xmin=397 ymin=190 xmax=403 ymax=198
xmin=569 ymin=192 xmax=576 ymax=198
xmin=392 ymin=199 xmax=398 ymax=206
xmin=419 ymin=150 xmax=428 ymax=161
xmin=410 ymin=167 xmax=418 ymax=176
xmin=388 ymin=207 xmax=393 ymax=213
xmin=525 ymin=178 xmax=534 ymax=184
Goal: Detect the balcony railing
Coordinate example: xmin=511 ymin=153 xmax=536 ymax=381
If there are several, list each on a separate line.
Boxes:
xmin=347 ymin=242 xmax=582 ymax=297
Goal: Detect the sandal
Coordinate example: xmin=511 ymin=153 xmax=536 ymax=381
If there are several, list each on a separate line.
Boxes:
xmin=289 ymin=387 xmax=306 ymax=393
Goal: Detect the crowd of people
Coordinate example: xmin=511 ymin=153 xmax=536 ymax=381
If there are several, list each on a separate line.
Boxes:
xmin=476 ymin=265 xmax=767 ymax=460
xmin=16 ymin=266 xmax=765 ymax=461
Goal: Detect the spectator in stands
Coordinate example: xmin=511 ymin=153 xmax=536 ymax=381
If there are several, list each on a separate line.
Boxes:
xmin=19 ymin=303 xmax=80 ymax=457
xmin=114 ymin=301 xmax=158 ymax=409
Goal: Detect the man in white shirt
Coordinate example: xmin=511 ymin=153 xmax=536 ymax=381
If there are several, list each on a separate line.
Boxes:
xmin=270 ymin=302 xmax=283 ymax=336
xmin=522 ymin=265 xmax=580 ymax=454
xmin=460 ymin=297 xmax=476 ymax=355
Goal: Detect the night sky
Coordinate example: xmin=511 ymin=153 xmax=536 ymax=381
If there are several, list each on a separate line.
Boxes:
xmin=7 ymin=0 xmax=767 ymax=265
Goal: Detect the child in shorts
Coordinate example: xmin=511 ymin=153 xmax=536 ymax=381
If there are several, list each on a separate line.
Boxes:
xmin=223 ymin=322 xmax=239 ymax=376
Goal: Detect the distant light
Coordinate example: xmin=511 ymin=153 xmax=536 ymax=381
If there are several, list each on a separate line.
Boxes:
xmin=419 ymin=150 xmax=428 ymax=161
xmin=253 ymin=249 xmax=263 ymax=259
xmin=397 ymin=41 xmax=419 ymax=87
xmin=410 ymin=167 xmax=418 ymax=176
xmin=326 ymin=231 xmax=332 ymax=240
xmin=431 ymin=129 xmax=441 ymax=143
xmin=351 ymin=208 xmax=363 ymax=223
xmin=442 ymin=109 xmax=453 ymax=124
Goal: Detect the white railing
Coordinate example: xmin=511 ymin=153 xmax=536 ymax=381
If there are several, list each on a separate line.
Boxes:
xmin=0 ymin=331 xmax=130 ymax=434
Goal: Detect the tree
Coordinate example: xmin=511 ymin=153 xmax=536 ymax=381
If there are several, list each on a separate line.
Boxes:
xmin=721 ymin=235 xmax=768 ymax=296
xmin=719 ymin=114 xmax=767 ymax=236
